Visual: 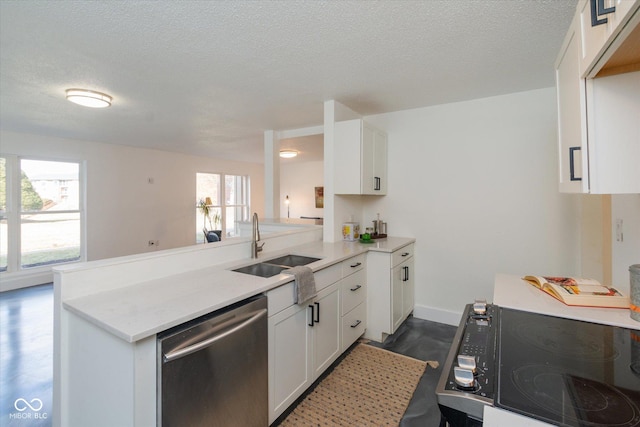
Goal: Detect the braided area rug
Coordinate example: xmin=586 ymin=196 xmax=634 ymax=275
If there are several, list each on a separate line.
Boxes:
xmin=279 ymin=343 xmax=437 ymax=426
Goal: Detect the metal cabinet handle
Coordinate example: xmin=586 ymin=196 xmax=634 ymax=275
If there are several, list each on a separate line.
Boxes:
xmin=401 ymin=252 xmax=410 ymax=257
xmin=590 ymin=0 xmax=615 ymax=26
xmin=308 ymin=305 xmax=315 ymax=327
xmin=314 ymin=302 xmax=320 ymax=323
xmin=569 ymin=146 xmax=582 ymax=182
xmin=402 ymin=266 xmax=410 ymax=282
xmin=350 ymin=284 xmax=362 ymax=292
xmin=350 ymin=320 xmax=362 ymax=328
xmin=374 ymin=176 xmax=381 ymax=191
xmin=350 ymin=262 xmax=362 ymax=268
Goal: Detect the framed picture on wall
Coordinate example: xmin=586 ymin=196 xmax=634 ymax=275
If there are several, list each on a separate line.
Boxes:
xmin=315 ymin=187 xmax=324 ymax=208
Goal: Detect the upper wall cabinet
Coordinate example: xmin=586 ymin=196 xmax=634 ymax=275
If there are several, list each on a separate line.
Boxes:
xmin=555 ymin=3 xmax=640 ymax=194
xmin=579 ymin=0 xmax=640 ymax=77
xmin=334 ymin=119 xmax=388 ymax=195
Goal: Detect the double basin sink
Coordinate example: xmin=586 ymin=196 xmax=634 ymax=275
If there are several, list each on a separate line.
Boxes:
xmin=232 ymin=254 xmax=321 ymax=278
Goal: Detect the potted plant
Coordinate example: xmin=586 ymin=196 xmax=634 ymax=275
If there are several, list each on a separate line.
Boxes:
xmin=198 ymin=198 xmax=222 ymax=242
xmin=210 ymin=210 xmax=222 ymax=239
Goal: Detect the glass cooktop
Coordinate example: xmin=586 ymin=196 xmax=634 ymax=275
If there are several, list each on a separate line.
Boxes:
xmin=496 ymin=308 xmax=640 ymax=427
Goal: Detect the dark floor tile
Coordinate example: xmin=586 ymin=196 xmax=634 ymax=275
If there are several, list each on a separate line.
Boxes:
xmin=0 ymin=284 xmax=53 ymax=427
xmin=369 ymin=316 xmax=457 ymax=427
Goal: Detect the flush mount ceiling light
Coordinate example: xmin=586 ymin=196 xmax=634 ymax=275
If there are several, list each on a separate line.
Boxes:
xmin=65 ymin=89 xmax=112 ymax=108
xmin=279 ymin=150 xmax=298 ymax=158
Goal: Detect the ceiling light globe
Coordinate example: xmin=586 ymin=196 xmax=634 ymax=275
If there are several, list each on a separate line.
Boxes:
xmin=66 ymin=89 xmax=112 ymax=108
xmin=279 ymin=150 xmax=298 ymax=158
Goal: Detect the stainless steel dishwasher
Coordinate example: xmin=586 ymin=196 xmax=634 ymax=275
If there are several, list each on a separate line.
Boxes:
xmin=157 ymin=294 xmax=268 ymax=427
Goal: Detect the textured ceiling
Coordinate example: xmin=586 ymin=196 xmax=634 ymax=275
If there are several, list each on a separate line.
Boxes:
xmin=0 ymin=0 xmax=577 ymax=164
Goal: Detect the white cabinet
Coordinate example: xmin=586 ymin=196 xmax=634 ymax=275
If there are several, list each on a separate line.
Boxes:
xmin=578 ymin=0 xmax=640 ymax=77
xmin=557 ymin=15 xmax=590 ymax=193
xmin=365 ymin=244 xmax=415 ymax=342
xmin=268 ymin=283 xmax=340 ymax=423
xmin=403 ymin=256 xmax=415 ymax=322
xmin=268 ymin=297 xmax=312 ymax=424
xmin=391 ymin=253 xmax=414 ymax=332
xmin=341 ymin=296 xmax=367 ymax=352
xmin=266 ymin=254 xmax=367 ymax=424
xmin=310 ymin=286 xmax=341 ymax=378
xmin=606 ymin=0 xmax=640 ymax=39
xmin=334 ymin=119 xmax=388 ymax=195
xmin=579 ymin=0 xmax=609 ymax=75
xmin=340 ymin=256 xmax=367 ymax=352
xmin=555 ymin=12 xmax=640 ymax=194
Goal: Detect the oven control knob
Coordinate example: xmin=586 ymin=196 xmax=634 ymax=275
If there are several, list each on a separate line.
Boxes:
xmin=457 ymin=355 xmax=477 ymax=375
xmin=454 ymin=367 xmax=476 ymax=390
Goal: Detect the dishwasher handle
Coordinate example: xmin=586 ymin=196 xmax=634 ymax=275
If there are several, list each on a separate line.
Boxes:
xmin=163 ymin=308 xmax=267 ymax=363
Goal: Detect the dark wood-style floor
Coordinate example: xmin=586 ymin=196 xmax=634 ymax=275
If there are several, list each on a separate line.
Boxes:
xmin=0 ymin=284 xmax=456 ymax=426
xmin=370 ymin=317 xmax=457 ymax=426
xmin=1 ymin=284 xmax=53 ymax=426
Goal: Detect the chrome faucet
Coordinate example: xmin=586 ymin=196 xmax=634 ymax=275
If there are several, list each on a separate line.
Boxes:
xmin=251 ymin=212 xmax=265 ymax=258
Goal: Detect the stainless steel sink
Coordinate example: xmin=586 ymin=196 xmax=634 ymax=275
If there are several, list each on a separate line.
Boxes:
xmin=232 ymin=254 xmax=321 ymax=277
xmin=232 ymin=263 xmax=289 ymax=278
xmin=264 ymin=254 xmax=320 ymax=267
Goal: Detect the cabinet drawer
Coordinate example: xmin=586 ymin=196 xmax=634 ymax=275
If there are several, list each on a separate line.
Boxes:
xmin=392 ymin=243 xmax=414 ymax=267
xmin=342 ymin=301 xmax=367 ymax=352
xmin=267 ymin=282 xmax=295 ymax=316
xmin=267 ymin=263 xmax=341 ymax=316
xmin=342 ymin=254 xmax=366 ymax=277
xmin=315 ymin=263 xmax=342 ymax=292
xmin=340 ymin=269 xmax=366 ymax=315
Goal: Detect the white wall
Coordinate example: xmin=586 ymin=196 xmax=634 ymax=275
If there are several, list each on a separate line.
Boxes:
xmin=280 ymin=160 xmax=324 ymax=219
xmin=0 ymin=130 xmax=264 ymax=289
xmin=611 ymin=194 xmax=640 ymax=292
xmin=362 ymin=88 xmax=582 ymax=322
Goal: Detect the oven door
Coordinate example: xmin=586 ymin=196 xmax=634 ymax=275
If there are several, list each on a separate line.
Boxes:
xmin=483 ymin=406 xmax=554 ymax=426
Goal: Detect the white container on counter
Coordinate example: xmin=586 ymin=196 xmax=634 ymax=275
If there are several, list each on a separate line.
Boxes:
xmin=342 ymin=222 xmax=360 ymax=241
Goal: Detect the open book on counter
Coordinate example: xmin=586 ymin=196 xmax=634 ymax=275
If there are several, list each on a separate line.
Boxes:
xmin=522 ymin=276 xmax=629 ymax=309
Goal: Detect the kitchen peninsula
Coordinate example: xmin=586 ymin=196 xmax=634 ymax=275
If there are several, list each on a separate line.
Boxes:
xmin=482 ymin=274 xmax=640 ymax=425
xmin=53 ymin=225 xmax=415 ymax=427
xmin=494 ymin=273 xmax=639 ymax=330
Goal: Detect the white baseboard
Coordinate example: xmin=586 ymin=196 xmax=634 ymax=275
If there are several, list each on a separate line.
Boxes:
xmin=0 ymin=270 xmax=53 ymax=292
xmin=412 ymin=303 xmax=462 ymax=327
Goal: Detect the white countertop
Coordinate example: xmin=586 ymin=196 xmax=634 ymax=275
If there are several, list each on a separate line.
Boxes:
xmin=494 ymin=273 xmax=640 ymax=330
xmin=63 ymin=237 xmax=415 ymax=343
xmin=239 ymin=217 xmax=323 ymax=226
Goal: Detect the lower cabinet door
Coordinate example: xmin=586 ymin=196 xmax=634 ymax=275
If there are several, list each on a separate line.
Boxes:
xmin=391 ymin=263 xmax=404 ymax=332
xmin=268 ymin=303 xmax=312 ymax=423
xmin=312 ymin=285 xmax=341 ymax=378
xmin=402 ymin=257 xmax=415 ymax=319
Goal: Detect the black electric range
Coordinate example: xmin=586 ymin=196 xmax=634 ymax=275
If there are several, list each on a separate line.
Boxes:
xmin=437 ymin=302 xmax=640 ymax=426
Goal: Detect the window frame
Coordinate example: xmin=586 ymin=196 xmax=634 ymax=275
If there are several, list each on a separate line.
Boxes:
xmin=196 ymin=172 xmax=250 ymax=242
xmin=0 ymin=155 xmax=86 ymax=274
